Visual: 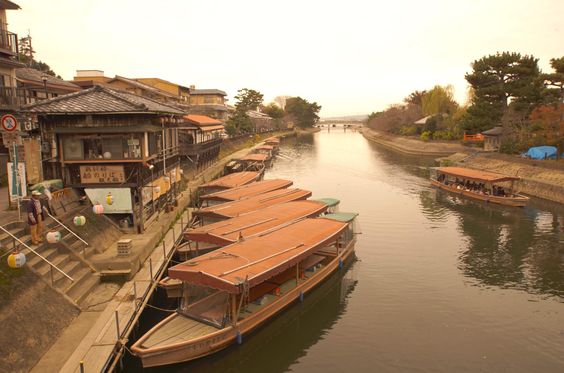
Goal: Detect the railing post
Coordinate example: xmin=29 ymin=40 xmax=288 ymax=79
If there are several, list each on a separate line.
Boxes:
xmin=79 ymin=360 xmax=84 ymax=373
xmin=50 ymin=266 xmax=54 ymax=286
xmin=114 ymin=310 xmax=120 ymax=340
xmin=149 ymin=258 xmax=153 ymax=280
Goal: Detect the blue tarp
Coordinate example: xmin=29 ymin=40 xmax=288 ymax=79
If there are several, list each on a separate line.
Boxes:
xmin=523 ymin=146 xmax=558 ymax=160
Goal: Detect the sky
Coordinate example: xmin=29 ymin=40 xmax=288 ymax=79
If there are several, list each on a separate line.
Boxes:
xmin=7 ymin=0 xmax=564 ymax=117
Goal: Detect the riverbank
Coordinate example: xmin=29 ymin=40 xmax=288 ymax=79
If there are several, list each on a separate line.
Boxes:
xmin=441 ymin=152 xmax=564 ymax=204
xmin=361 ymin=127 xmax=564 ymax=204
xmin=24 ymin=130 xmax=293 ymax=373
xmin=361 ymin=127 xmax=470 ymax=156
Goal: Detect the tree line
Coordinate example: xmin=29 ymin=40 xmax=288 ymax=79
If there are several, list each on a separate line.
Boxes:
xmin=367 ymin=52 xmax=564 ymax=153
xmin=225 ymin=88 xmax=321 ymax=136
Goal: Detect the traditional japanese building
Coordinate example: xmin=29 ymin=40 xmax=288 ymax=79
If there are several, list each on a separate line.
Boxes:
xmin=178 ymin=114 xmax=224 ymax=173
xmin=22 ymin=85 xmax=185 ymax=232
xmin=16 ymin=67 xmax=81 ymax=102
xmin=188 ymin=86 xmax=229 ymax=120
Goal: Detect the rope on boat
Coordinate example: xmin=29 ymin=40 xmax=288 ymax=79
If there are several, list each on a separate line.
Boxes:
xmin=143 ymin=303 xmax=176 ymax=312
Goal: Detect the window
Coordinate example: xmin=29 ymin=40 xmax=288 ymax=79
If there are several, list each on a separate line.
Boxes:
xmin=62 ymin=134 xmax=143 ymax=161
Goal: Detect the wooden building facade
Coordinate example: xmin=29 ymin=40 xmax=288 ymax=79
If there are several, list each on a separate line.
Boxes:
xmin=22 ymin=86 xmax=185 ymax=232
xmin=178 ymin=114 xmax=224 ymax=173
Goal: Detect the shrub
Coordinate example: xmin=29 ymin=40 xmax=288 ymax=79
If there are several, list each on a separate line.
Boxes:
xmin=420 ymin=131 xmax=432 ymax=141
xmin=399 ymin=125 xmax=418 ymax=136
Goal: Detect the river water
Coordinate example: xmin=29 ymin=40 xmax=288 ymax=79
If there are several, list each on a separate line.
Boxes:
xmin=143 ymin=129 xmax=564 ymax=373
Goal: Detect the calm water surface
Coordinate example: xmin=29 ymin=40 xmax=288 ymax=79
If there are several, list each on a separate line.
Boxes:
xmin=147 ymin=129 xmax=564 ymax=373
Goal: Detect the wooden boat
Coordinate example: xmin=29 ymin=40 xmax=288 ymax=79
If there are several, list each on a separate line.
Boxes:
xmin=264 ymin=137 xmax=280 ymax=148
xmin=193 ymin=188 xmax=312 ymax=225
xmin=253 ymin=144 xmax=276 ymax=157
xmin=198 ymin=171 xmax=262 ymax=195
xmin=132 ymin=213 xmax=358 ymax=367
xmin=239 ymin=153 xmax=272 ymax=168
xmin=162 ymin=199 xmax=339 ymax=296
xmin=431 ymin=167 xmax=529 ymax=207
xmin=199 ymin=179 xmax=292 ymax=207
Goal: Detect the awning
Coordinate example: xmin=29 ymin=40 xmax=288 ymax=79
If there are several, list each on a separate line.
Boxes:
xmin=200 ymin=125 xmax=225 ymax=132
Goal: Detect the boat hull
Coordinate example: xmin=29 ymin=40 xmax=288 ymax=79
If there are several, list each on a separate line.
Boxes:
xmin=431 ymin=180 xmax=529 ymax=207
xmin=132 ymin=239 xmax=356 ymax=367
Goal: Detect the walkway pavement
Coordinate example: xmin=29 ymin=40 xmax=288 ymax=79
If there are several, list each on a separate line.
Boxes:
xmin=0 ymin=186 xmax=22 ymax=226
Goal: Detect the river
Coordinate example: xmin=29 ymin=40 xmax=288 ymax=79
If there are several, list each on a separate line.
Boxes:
xmin=141 ymin=129 xmax=564 ymax=373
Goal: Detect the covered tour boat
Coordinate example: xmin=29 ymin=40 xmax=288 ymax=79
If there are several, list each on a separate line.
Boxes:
xmin=198 ymin=171 xmax=262 ymax=195
xmin=431 ymin=166 xmax=529 ymax=207
xmin=199 ymin=179 xmax=292 ymax=207
xmin=193 ymin=188 xmax=312 ymax=225
xmin=132 ymin=213 xmax=358 ymax=367
xmin=160 ymin=199 xmax=339 ymax=296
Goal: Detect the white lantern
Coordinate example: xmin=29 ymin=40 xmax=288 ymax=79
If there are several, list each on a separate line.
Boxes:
xmin=103 ymin=151 xmax=112 ymax=159
xmin=46 ymin=231 xmax=62 ymax=244
xmin=73 ymin=215 xmax=86 ymax=226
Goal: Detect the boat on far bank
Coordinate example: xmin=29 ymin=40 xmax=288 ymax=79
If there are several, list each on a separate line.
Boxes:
xmin=430 ymin=166 xmax=529 ymax=207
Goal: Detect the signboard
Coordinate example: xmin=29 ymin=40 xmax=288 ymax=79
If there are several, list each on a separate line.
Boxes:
xmin=80 ymin=165 xmax=125 ymax=184
xmin=1 ymin=114 xmax=18 ymax=132
xmin=7 ymin=162 xmax=26 ymax=203
xmin=23 ymin=139 xmax=42 ymax=184
xmin=84 ymin=188 xmax=132 ymax=214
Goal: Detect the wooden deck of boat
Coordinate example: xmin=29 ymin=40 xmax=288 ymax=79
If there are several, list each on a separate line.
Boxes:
xmin=142 ymin=314 xmax=217 ymax=349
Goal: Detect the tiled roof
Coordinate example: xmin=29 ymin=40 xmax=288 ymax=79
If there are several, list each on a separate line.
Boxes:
xmin=108 ymin=76 xmax=177 ymax=98
xmin=190 ymin=89 xmax=227 ymax=96
xmin=21 ymin=85 xmax=185 ymax=115
xmin=16 ymin=68 xmax=81 ymax=91
xmin=184 ymin=114 xmax=223 ymax=126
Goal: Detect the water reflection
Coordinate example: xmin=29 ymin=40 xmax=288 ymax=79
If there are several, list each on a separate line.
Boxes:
xmin=425 ymin=188 xmax=564 ymax=298
xmin=151 ymin=264 xmax=358 ymax=373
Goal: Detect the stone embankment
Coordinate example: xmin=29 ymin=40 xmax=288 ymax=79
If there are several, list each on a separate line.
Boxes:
xmin=361 ymin=127 xmax=564 ymax=204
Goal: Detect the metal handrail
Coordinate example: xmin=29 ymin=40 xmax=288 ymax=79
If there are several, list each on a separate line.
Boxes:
xmin=0 ymin=225 xmax=73 ymax=281
xmin=43 ymin=207 xmax=89 ymax=248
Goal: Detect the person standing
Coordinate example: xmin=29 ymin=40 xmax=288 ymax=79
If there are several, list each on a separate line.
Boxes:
xmin=27 ymin=191 xmax=45 ymax=245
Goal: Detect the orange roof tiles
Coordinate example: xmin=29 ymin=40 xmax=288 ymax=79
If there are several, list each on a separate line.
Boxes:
xmin=240 ymin=153 xmax=269 ymax=162
xmin=199 ymin=171 xmax=260 ymax=191
xmin=184 ymin=114 xmax=223 ymax=126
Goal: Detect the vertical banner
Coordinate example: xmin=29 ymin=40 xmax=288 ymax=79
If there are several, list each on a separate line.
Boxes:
xmin=7 ymin=162 xmax=27 ymax=202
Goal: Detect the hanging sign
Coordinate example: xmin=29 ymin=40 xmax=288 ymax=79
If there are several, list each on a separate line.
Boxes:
xmin=80 ymin=165 xmax=125 ymax=184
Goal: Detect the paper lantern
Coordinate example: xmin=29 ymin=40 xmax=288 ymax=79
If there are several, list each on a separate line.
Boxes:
xmin=106 ymin=192 xmax=114 ymax=205
xmin=103 ymin=151 xmax=112 ymax=159
xmin=73 ymin=215 xmax=86 ymax=226
xmin=93 ymin=203 xmax=104 ymax=214
xmin=7 ymin=251 xmax=26 ymax=268
xmin=46 ymin=231 xmax=61 ymax=244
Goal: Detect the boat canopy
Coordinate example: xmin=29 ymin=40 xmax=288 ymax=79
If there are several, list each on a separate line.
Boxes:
xmin=265 ymin=137 xmax=280 ymax=143
xmin=312 ymin=198 xmax=340 ymax=207
xmin=240 ymin=153 xmax=269 ymax=162
xmin=193 ymin=188 xmax=312 ymax=219
xmin=168 ymin=218 xmax=348 ymax=293
xmin=323 ymin=212 xmax=359 ymax=223
xmin=199 ymin=171 xmax=259 ymax=190
xmin=437 ymin=167 xmax=520 ymax=183
xmin=199 ymin=179 xmax=292 ymax=202
xmin=185 ymin=200 xmax=328 ymax=246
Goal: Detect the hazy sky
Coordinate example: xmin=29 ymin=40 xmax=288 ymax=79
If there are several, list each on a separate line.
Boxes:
xmin=8 ymin=0 xmax=564 ymax=117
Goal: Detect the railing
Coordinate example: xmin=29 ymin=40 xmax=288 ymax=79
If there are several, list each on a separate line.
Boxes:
xmin=0 ymin=29 xmax=18 ymax=55
xmin=0 ymin=86 xmax=32 ymax=108
xmin=180 ymin=138 xmax=222 ymax=155
xmin=43 ymin=207 xmax=89 ymax=255
xmin=0 ymin=225 xmax=74 ymax=285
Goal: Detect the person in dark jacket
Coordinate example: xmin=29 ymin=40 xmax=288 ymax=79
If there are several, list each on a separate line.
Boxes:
xmin=27 ymin=191 xmax=45 ymax=245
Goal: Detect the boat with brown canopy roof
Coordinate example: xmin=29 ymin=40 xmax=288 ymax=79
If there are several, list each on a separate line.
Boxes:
xmin=160 ymin=199 xmax=337 ymax=296
xmin=431 ymin=166 xmax=529 ymax=207
xmin=131 ymin=213 xmax=358 ymax=367
xmin=199 ymin=178 xmax=292 ymax=206
xmin=198 ymin=171 xmax=262 ymax=195
xmin=193 ymin=188 xmax=312 ymax=225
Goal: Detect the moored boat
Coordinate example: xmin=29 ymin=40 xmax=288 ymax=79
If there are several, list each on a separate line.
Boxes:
xmin=431 ymin=166 xmax=529 ymax=207
xmin=132 ymin=213 xmax=359 ymax=367
xmin=199 ymin=179 xmax=292 ymax=207
xmin=198 ymin=171 xmax=262 ymax=195
xmin=161 ymin=199 xmax=340 ymax=296
xmin=193 ymin=188 xmax=312 ymax=225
